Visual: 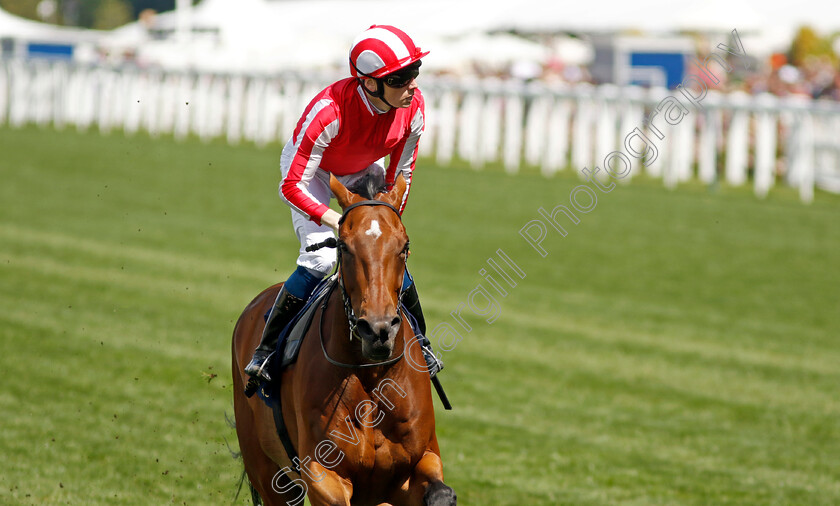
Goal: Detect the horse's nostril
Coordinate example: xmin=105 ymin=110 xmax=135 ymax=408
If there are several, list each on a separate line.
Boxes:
xmin=356 ymin=315 xmax=402 ymax=343
xmin=357 ymin=316 xmax=399 ymax=342
xmin=356 ymin=318 xmax=374 ymax=338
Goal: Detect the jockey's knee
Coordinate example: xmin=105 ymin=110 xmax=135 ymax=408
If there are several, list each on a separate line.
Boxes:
xmin=285 ymin=265 xmax=325 ymax=300
xmin=296 ymin=248 xmax=337 ymax=281
xmin=401 ymin=269 xmax=413 ymax=292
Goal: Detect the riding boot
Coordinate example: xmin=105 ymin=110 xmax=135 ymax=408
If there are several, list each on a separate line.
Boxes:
xmin=244 ymin=287 xmax=307 ymax=382
xmin=402 ymin=282 xmax=443 ymax=378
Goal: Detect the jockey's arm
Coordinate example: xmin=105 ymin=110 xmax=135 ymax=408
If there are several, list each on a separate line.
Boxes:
xmin=280 ymin=101 xmax=340 ymax=226
xmin=320 ymin=208 xmax=342 ymax=232
xmin=386 ymin=101 xmax=424 ymax=213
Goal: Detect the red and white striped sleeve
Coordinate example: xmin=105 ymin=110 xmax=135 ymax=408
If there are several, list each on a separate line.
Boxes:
xmin=386 ymin=94 xmax=425 ymax=214
xmin=280 ymin=98 xmax=340 ymax=225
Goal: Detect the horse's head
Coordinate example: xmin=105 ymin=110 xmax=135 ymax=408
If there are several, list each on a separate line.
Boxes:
xmin=329 ymin=173 xmax=410 ymax=361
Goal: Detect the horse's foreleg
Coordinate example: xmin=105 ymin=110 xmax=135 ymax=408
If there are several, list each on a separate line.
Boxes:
xmin=400 ymin=451 xmax=456 ymax=506
xmin=301 ymin=464 xmax=353 ymax=506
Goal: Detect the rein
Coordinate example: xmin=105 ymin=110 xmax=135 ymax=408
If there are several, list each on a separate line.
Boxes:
xmin=306 ymin=199 xmax=408 ymax=369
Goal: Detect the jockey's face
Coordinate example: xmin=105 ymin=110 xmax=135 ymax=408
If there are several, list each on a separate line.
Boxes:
xmin=363 ymin=75 xmax=418 ymax=110
xmin=382 ymin=75 xmax=418 ymax=108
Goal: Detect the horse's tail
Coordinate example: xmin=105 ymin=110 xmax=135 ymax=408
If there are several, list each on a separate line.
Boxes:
xmin=226 ymin=411 xmax=263 ymax=505
xmin=248 ymin=479 xmax=263 ymax=506
xmin=233 ymin=468 xmax=263 ymax=506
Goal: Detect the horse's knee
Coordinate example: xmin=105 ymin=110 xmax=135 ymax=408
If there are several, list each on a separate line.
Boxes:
xmin=423 ymin=481 xmax=456 ymax=506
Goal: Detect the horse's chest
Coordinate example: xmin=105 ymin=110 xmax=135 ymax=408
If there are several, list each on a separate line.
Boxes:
xmin=323 ymin=405 xmax=424 ymax=475
xmin=354 ymin=418 xmax=422 ymax=470
xmin=312 ymin=376 xmax=431 ymax=484
xmin=368 ymin=423 xmax=418 ymax=469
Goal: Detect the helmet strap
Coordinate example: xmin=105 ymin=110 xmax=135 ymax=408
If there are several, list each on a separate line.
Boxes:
xmin=358 ymin=77 xmax=398 ymax=110
xmin=351 ymin=59 xmax=398 ymax=110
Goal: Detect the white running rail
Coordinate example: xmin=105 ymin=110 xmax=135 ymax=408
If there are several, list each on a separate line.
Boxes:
xmin=2 ymin=60 xmax=839 ymax=203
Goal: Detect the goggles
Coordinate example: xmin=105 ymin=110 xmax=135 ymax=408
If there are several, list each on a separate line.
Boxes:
xmin=382 ymin=61 xmax=421 ymax=88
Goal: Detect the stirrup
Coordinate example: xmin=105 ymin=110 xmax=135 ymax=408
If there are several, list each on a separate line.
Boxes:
xmin=421 ymin=341 xmax=443 ymax=377
xmin=244 ymin=349 xmax=274 ymax=382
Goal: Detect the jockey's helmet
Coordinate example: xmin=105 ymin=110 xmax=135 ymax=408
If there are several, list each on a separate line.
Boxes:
xmin=349 ymin=25 xmax=429 ymax=81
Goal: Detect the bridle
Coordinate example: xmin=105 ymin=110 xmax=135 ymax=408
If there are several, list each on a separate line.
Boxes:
xmin=305 ymin=199 xmax=410 ymax=368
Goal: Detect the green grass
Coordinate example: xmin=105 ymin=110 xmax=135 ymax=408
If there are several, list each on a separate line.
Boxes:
xmin=1 ymin=124 xmax=839 ymax=505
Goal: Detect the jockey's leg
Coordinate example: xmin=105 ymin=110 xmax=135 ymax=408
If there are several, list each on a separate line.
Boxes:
xmin=402 ymin=271 xmax=443 ymax=377
xmin=245 ymin=265 xmax=320 ymax=381
xmin=247 ymin=159 xmax=338 ymax=381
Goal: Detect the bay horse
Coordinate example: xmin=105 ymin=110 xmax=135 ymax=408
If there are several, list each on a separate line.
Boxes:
xmin=232 ymin=174 xmax=456 ymax=506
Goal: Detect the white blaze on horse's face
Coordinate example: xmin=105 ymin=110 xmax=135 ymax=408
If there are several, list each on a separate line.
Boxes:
xmin=364 ymin=220 xmax=382 ymax=240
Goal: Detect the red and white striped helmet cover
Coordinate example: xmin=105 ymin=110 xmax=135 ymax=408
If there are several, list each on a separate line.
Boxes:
xmin=349 ymin=25 xmax=429 ymax=79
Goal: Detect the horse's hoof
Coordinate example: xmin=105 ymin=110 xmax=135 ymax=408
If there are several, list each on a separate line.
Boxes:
xmin=424 ymin=481 xmax=456 ymax=505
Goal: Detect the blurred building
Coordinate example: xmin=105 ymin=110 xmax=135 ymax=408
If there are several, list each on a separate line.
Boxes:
xmin=590 ymin=35 xmax=695 ymax=89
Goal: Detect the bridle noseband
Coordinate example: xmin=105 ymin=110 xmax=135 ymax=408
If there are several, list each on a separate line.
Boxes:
xmin=306 ymin=199 xmax=409 ymax=368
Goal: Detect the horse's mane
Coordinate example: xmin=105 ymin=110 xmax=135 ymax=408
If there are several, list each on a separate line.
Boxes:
xmin=346 ymin=172 xmax=387 ymax=200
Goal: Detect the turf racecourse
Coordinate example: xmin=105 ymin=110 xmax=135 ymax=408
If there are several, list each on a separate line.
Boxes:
xmin=1 ymin=124 xmax=839 ymax=505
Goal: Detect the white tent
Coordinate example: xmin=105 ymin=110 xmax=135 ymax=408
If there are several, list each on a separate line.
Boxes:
xmin=1 ymin=6 xmax=107 ymax=64
xmin=0 ymin=6 xmax=102 ymax=43
xmin=107 ymin=0 xmax=840 ymax=73
xmin=14 ymin=0 xmax=840 ymax=71
xmin=99 ymin=0 xmax=563 ymax=73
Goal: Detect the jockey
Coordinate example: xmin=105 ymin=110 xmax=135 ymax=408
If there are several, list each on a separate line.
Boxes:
xmin=245 ymin=25 xmax=443 ymax=382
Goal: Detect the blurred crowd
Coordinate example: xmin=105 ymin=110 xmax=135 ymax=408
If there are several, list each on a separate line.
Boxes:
xmin=465 ymin=36 xmax=840 ymax=102
xmin=526 ymin=53 xmax=840 ymax=101
xmin=743 ymin=54 xmax=840 ymax=100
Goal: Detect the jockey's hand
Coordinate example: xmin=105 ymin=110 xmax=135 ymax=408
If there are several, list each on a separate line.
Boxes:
xmin=321 ymin=209 xmax=342 ymax=232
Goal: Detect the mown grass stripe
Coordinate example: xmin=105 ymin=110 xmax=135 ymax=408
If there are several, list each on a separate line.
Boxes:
xmin=0 ymin=221 xmax=276 ymax=284
xmin=3 ymin=124 xmax=839 ymax=505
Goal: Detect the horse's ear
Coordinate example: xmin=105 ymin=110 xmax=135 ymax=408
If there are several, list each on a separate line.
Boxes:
xmin=330 ymin=174 xmax=354 ymax=210
xmin=380 ymin=173 xmax=407 ymax=209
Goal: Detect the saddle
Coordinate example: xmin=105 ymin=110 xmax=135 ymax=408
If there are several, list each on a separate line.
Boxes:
xmin=246 ymin=274 xmax=336 ymax=404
